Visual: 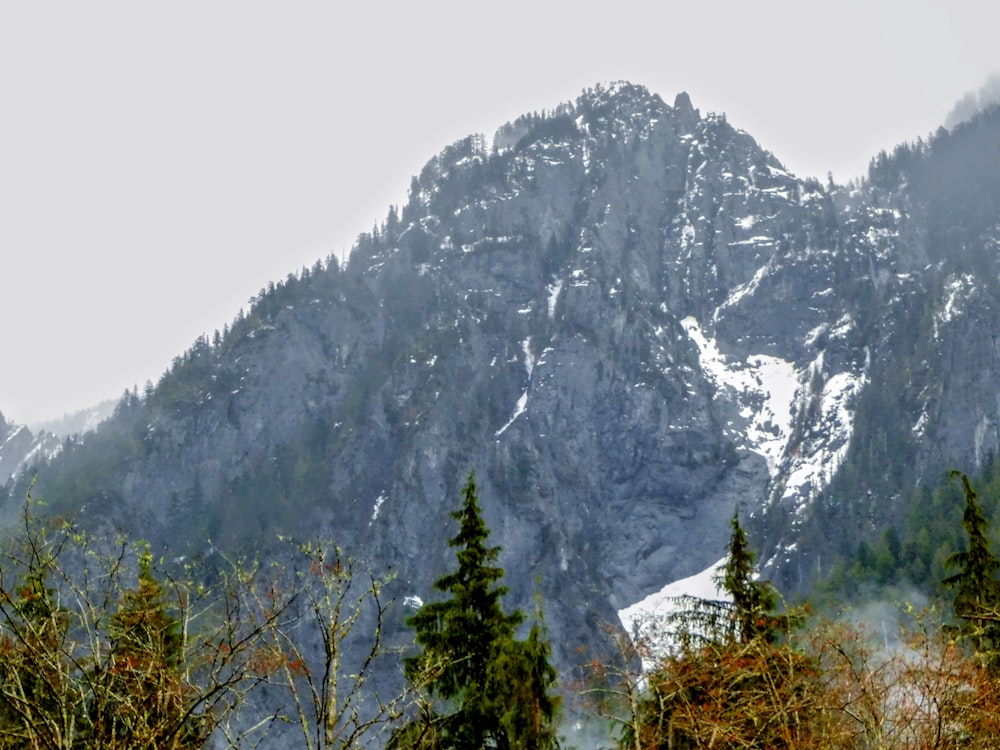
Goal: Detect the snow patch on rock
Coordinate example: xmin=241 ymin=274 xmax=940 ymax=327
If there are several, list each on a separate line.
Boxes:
xmin=778 ymin=363 xmax=867 ymax=510
xmin=618 ymin=558 xmax=730 ymax=667
xmin=683 ymin=317 xmax=798 ymax=476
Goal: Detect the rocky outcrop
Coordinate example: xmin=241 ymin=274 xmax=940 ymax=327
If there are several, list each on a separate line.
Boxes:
xmin=0 ymin=413 xmax=60 ymax=488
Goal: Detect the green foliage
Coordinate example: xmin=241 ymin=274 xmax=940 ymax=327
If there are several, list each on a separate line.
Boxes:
xmin=493 ymin=616 xmax=561 ymax=750
xmin=0 ymin=510 xmax=213 ymax=748
xmin=942 ymin=472 xmax=1000 ymax=668
xmin=0 ymin=552 xmax=76 ymax=749
xmin=86 ymin=546 xmax=203 ymax=748
xmin=809 ymin=459 xmax=1000 ymax=610
xmin=0 ymin=499 xmax=412 ymax=749
xmin=718 ymin=511 xmax=781 ymax=644
xmin=396 ymin=473 xmax=560 ymax=749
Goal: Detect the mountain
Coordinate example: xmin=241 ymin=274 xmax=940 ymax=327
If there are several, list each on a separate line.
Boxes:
xmin=30 ymin=398 xmax=116 ymax=437
xmin=7 ymin=83 xmax=1000 ymax=668
xmin=0 ymin=413 xmax=61 ymax=486
xmin=0 ymin=400 xmax=114 ymax=494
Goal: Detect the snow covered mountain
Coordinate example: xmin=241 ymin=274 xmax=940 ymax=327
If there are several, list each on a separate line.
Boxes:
xmin=7 ymin=83 xmax=1000 ymax=668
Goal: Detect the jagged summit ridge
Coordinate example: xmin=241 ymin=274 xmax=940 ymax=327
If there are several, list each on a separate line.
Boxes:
xmin=373 ymin=82 xmax=865 ymax=530
xmin=0 ymin=414 xmax=60 ymax=486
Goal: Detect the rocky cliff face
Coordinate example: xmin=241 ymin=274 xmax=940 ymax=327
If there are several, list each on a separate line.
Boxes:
xmin=0 ymin=414 xmax=60 ymax=487
xmin=8 ymin=84 xmax=1000 ymax=665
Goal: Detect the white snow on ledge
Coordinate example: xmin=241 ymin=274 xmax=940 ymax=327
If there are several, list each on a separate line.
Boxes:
xmin=935 ymin=272 xmax=976 ymax=337
xmin=546 ymin=278 xmax=563 ymax=319
xmin=783 ymin=370 xmax=864 ymax=501
xmin=369 ymin=492 xmax=387 ymax=523
xmin=619 ymin=558 xmax=728 ymax=630
xmin=682 ymin=317 xmax=867 ymax=510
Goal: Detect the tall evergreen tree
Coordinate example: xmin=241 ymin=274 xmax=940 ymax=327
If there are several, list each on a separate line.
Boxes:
xmin=943 ymin=471 xmax=1000 ymax=667
xmin=717 ymin=510 xmax=781 ymax=644
xmin=395 ymin=473 xmax=560 ymax=749
xmin=86 ymin=544 xmax=205 ymax=748
xmin=492 ymin=612 xmax=561 ymax=749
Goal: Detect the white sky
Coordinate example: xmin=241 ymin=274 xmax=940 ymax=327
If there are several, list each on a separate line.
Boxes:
xmin=2 ymin=1 xmax=998 ymax=426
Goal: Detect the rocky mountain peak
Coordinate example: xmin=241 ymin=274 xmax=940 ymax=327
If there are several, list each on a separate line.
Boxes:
xmin=673 ymin=90 xmax=694 ymax=112
xmin=0 ymin=416 xmax=60 ymax=487
xmin=672 ymin=90 xmax=699 ymax=130
xmin=10 ymin=81 xmax=1000 ymax=678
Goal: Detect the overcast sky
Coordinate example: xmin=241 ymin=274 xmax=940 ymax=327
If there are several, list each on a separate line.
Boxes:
xmin=2 ymin=1 xmax=998 ymax=426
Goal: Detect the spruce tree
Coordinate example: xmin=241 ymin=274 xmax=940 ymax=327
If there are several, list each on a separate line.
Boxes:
xmin=88 ymin=545 xmax=203 ymax=748
xmin=943 ymin=471 xmax=1000 ymax=666
xmin=492 ymin=618 xmax=561 ymax=749
xmin=397 ymin=473 xmax=560 ymax=749
xmin=718 ymin=510 xmax=781 ymax=644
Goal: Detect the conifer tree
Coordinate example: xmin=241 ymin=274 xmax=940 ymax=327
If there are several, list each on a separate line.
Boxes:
xmin=396 ymin=473 xmax=560 ymax=749
xmin=0 ymin=558 xmax=76 ymax=749
xmin=943 ymin=471 xmax=1000 ymax=667
xmin=718 ymin=510 xmax=781 ymax=644
xmin=493 ymin=617 xmax=561 ymax=749
xmin=86 ymin=544 xmax=202 ymax=748
xmin=0 ymin=500 xmax=407 ymax=749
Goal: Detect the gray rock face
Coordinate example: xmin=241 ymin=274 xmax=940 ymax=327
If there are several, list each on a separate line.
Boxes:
xmin=0 ymin=414 xmax=60 ymax=489
xmin=10 ymin=83 xmax=1000 ymax=668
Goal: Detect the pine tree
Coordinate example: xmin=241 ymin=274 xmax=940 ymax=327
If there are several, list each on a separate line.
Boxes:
xmin=943 ymin=471 xmax=1000 ymax=667
xmin=717 ymin=510 xmax=781 ymax=644
xmin=396 ymin=473 xmax=560 ymax=749
xmin=493 ymin=618 xmax=561 ymax=749
xmin=87 ymin=545 xmax=204 ymax=748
